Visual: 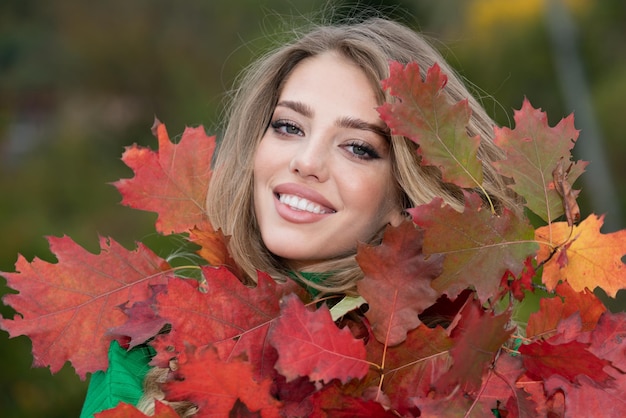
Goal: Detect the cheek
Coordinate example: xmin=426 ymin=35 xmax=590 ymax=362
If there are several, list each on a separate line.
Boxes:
xmin=342 ymin=169 xmax=398 ymax=215
xmin=253 ymin=137 xmax=275 ymax=180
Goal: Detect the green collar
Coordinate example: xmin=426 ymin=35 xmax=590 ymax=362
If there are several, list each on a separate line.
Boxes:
xmin=289 ymin=271 xmax=330 ymax=297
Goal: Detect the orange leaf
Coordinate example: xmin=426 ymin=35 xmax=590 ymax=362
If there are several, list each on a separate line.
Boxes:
xmin=164 ymin=346 xmax=281 ymax=417
xmin=188 ymin=227 xmax=243 ymax=279
xmin=114 ymin=119 xmax=215 ymax=234
xmin=0 ymin=236 xmax=171 ymax=379
xmin=536 ymin=214 xmax=626 ymax=297
xmin=526 ymin=281 xmax=606 ymax=339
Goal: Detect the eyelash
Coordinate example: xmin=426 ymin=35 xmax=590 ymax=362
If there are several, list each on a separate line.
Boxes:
xmin=271 ymin=119 xmax=303 ymax=136
xmin=343 ymin=141 xmax=380 ymax=160
xmin=269 ymin=119 xmax=380 ymax=160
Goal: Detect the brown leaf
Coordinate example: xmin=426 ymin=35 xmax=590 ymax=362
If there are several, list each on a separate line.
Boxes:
xmin=552 ymin=158 xmax=581 ymax=226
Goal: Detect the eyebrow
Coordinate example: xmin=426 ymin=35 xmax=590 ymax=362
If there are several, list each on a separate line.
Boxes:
xmin=276 ymin=100 xmax=390 ymax=139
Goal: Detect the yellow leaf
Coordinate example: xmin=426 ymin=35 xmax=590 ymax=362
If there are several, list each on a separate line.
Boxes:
xmin=536 ymin=214 xmax=626 ymax=297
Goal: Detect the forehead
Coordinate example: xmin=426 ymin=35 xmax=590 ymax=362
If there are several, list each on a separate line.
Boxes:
xmin=277 ymin=52 xmax=381 ymax=121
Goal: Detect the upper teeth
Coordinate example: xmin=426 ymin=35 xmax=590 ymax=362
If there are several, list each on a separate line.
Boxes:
xmin=279 ymin=194 xmax=330 ymax=214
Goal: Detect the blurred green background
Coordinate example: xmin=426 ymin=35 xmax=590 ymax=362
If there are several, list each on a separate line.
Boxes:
xmin=1 ymin=0 xmax=625 ymax=416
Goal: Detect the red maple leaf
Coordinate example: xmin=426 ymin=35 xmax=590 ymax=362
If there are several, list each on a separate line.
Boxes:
xmin=269 ymin=293 xmax=369 ymax=384
xmin=0 ymin=236 xmax=171 ymax=378
xmin=151 ymin=269 xmax=301 ymax=379
xmin=538 ymin=311 xmax=626 ymax=416
xmin=95 ymin=401 xmax=180 ymax=418
xmin=477 ymin=354 xmax=540 ymax=418
xmin=519 ymin=339 xmax=613 ymax=386
xmin=114 ymin=119 xmax=215 ymax=234
xmin=308 ymin=383 xmax=397 ymax=417
xmin=356 ymin=221 xmax=443 ymax=346
xmin=500 ymin=256 xmax=536 ymax=302
xmin=543 ymin=371 xmax=626 ymax=417
xmin=587 ymin=312 xmax=626 ymax=371
xmin=408 ymin=192 xmax=538 ymax=302
xmin=164 ymin=346 xmax=281 ymax=418
xmin=108 ymin=289 xmax=168 ymax=350
xmin=434 ymin=298 xmax=514 ymax=393
xmin=492 ymin=98 xmax=587 ymax=224
xmin=366 ymin=324 xmax=454 ymax=414
xmin=415 ymin=354 xmax=538 ymax=417
xmin=378 ymin=61 xmax=483 ymax=189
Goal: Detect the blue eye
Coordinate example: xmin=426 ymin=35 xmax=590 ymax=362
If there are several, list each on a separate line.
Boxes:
xmin=344 ymin=141 xmax=380 ymax=160
xmin=271 ymin=120 xmax=303 ymax=136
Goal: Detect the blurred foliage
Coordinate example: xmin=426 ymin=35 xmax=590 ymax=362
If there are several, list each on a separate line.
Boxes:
xmin=1 ymin=0 xmax=624 ymax=416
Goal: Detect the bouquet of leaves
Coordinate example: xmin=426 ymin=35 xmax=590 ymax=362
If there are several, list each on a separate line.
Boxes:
xmin=2 ymin=61 xmax=626 ymax=417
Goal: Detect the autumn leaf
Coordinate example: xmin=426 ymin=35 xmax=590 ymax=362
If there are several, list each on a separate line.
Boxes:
xmin=519 ymin=339 xmax=613 ymax=386
xmin=114 ymin=119 xmax=215 ymax=234
xmin=356 ymin=221 xmax=443 ymax=346
xmin=152 ymin=270 xmax=299 ymax=379
xmin=378 ymin=61 xmax=483 ymax=188
xmin=526 ymin=281 xmax=606 ymax=339
xmin=408 ymin=192 xmax=538 ymax=302
xmin=269 ymin=293 xmax=369 ymax=384
xmin=308 ymin=383 xmax=397 ymax=417
xmin=434 ymin=298 xmax=514 ymax=393
xmin=366 ymin=324 xmax=453 ymax=414
xmin=501 ymin=256 xmax=536 ymax=302
xmin=188 ymin=227 xmax=244 ymax=278
xmin=164 ymin=346 xmax=281 ymax=418
xmin=587 ymin=312 xmax=626 ymax=371
xmin=0 ymin=236 xmax=171 ymax=379
xmin=411 ymin=396 xmax=478 ymax=418
xmin=552 ymin=158 xmax=581 ymax=226
xmin=535 ymin=214 xmax=626 ymax=297
xmin=108 ymin=291 xmax=169 ymax=350
xmin=95 ymin=401 xmax=180 ymax=418
xmin=544 ymin=372 xmax=626 ymax=418
xmin=492 ymin=98 xmax=587 ymax=223
xmin=476 ymin=354 xmax=540 ymax=418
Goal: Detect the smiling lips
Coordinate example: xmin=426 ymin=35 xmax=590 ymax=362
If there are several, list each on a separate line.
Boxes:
xmin=278 ymin=193 xmax=335 ymax=214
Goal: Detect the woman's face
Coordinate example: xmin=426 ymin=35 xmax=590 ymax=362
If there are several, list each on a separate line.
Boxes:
xmin=253 ymin=52 xmax=403 ymax=269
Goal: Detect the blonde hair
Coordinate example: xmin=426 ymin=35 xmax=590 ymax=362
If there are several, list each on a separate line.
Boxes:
xmin=206 ymin=17 xmax=518 ymax=295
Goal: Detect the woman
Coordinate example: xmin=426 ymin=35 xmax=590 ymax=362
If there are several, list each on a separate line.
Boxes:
xmin=205 ymin=17 xmax=517 ymax=295
xmin=81 ymin=16 xmax=518 ymax=417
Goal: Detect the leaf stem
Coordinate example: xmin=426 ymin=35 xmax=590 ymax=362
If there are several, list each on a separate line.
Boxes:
xmin=477 ymin=184 xmax=496 ymax=214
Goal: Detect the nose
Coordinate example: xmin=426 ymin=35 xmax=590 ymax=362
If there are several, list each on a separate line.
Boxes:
xmin=288 ymin=136 xmax=329 ymax=182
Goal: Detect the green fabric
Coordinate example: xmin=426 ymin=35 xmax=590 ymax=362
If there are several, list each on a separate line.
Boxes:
xmin=80 ymin=341 xmax=155 ymax=417
xmin=290 ymin=271 xmax=330 ymax=297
